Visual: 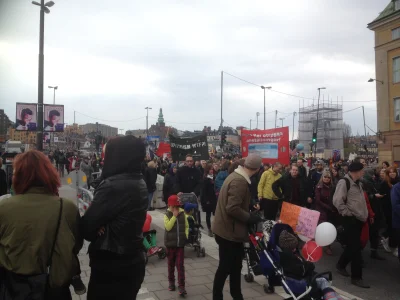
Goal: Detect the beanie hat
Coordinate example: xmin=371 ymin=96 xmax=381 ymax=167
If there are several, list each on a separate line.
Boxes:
xmin=184 ymin=203 xmax=198 ymax=212
xmin=278 ymin=230 xmax=298 ymax=249
xmin=168 ymin=195 xmax=181 ymax=207
xmin=348 ymin=162 xmax=364 ymax=172
xmin=244 ymin=154 xmax=262 ymax=170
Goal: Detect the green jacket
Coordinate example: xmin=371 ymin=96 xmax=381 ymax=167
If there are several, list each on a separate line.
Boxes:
xmin=0 ymin=187 xmax=82 ymax=287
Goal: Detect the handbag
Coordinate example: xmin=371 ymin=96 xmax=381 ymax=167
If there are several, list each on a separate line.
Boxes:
xmin=0 ymin=198 xmax=63 ymax=300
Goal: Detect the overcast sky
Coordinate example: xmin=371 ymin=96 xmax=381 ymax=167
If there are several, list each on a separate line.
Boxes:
xmin=0 ymin=0 xmax=386 ymax=138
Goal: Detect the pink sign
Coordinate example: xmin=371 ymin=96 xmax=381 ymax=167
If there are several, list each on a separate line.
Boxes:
xmin=296 ymin=208 xmax=320 ymax=239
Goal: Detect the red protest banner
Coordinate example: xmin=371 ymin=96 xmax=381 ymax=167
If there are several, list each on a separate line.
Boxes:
xmin=156 ymin=142 xmax=171 ymax=157
xmin=241 ymin=127 xmax=290 ymax=165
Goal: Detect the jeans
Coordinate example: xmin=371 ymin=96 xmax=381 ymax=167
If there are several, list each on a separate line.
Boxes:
xmin=148 ymin=192 xmax=154 ymax=209
xmin=167 ymin=247 xmax=185 ymax=288
xmin=261 ymin=199 xmax=279 ymax=220
xmin=87 ymin=263 xmax=145 ymax=300
xmin=206 ymin=212 xmax=212 ymax=230
xmin=213 ymin=235 xmax=244 ymax=300
xmin=337 ymin=216 xmax=363 ymax=279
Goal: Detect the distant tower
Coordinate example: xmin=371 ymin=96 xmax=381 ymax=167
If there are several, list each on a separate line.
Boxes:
xmin=157 ymin=108 xmax=165 ymax=127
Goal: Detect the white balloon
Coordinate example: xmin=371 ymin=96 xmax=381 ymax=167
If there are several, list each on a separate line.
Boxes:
xmin=298 ymin=234 xmax=311 ymax=242
xmin=315 ymin=222 xmax=337 ymax=247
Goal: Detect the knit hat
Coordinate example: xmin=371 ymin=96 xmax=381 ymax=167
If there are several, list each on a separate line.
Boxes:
xmin=168 ymin=195 xmax=181 ymax=207
xmin=244 ymin=154 xmax=262 ymax=170
xmin=278 ymin=230 xmax=298 ymax=249
xmin=184 ymin=203 xmax=198 ymax=212
xmin=348 ymin=162 xmax=364 ymax=172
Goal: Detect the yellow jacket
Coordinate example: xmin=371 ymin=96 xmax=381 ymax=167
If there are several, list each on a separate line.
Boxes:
xmin=258 ymin=168 xmax=281 ymax=200
xmin=164 ymin=208 xmax=189 ymax=238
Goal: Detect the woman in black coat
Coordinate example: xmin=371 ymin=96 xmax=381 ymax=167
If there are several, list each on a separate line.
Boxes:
xmin=200 ymin=163 xmax=217 ymax=237
xmin=144 ymin=161 xmax=158 ymax=211
xmin=81 ymin=136 xmax=148 ymax=300
xmin=163 ymin=164 xmax=177 ymax=205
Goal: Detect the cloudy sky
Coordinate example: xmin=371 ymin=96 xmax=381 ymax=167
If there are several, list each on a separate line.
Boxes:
xmin=0 ymin=0 xmax=386 ymax=138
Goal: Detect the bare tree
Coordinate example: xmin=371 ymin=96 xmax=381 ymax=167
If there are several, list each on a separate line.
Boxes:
xmin=343 ymin=122 xmax=352 ymax=148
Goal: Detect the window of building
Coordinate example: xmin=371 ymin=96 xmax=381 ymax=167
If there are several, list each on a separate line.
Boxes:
xmin=393 ymin=27 xmax=400 ymax=40
xmin=395 ymin=98 xmax=400 ymax=122
xmin=396 ymin=0 xmax=400 ymax=11
xmin=394 ymin=57 xmax=400 ymax=83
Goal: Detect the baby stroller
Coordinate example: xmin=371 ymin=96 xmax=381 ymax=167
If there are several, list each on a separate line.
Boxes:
xmin=246 ymin=222 xmax=333 ymax=300
xmin=142 ymin=213 xmax=167 ymax=264
xmin=179 ymin=193 xmax=206 ymax=258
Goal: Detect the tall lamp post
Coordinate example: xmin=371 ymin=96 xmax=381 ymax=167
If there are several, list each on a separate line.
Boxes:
xmin=314 ymin=87 xmax=326 ymax=159
xmin=261 ymin=86 xmax=272 ymax=130
xmin=368 ymin=78 xmax=384 ymax=84
xmin=145 ymin=107 xmax=152 ymax=136
xmin=32 ymin=0 xmax=55 ymax=151
xmin=256 ymin=112 xmax=260 ymax=129
xmin=48 ymin=85 xmax=58 ymax=104
xmin=279 ymin=117 xmax=285 ymax=128
xmin=292 ymin=112 xmax=297 ymax=142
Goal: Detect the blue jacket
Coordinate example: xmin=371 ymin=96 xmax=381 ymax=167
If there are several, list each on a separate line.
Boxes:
xmin=390 ymin=182 xmax=400 ymax=229
xmin=215 ymin=170 xmax=228 ymax=192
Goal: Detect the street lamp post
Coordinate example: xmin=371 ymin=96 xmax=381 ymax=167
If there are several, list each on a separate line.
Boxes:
xmin=256 ymin=112 xmax=260 ymax=129
xmin=261 ymin=86 xmax=272 ymax=130
xmin=314 ymin=87 xmax=326 ymax=159
xmin=48 ymin=85 xmax=58 ymax=104
xmin=368 ymin=78 xmax=384 ymax=85
xmin=249 ymin=119 xmax=254 ymax=130
xmin=279 ymin=118 xmax=284 ymax=128
xmin=145 ymin=107 xmax=152 ymax=136
xmin=32 ymin=0 xmax=55 ymax=151
xmin=292 ymin=112 xmax=297 ymax=142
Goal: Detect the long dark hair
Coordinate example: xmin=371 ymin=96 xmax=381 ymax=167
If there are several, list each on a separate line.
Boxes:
xmin=203 ymin=163 xmax=213 ymax=178
xmin=102 ymin=136 xmax=145 ymax=179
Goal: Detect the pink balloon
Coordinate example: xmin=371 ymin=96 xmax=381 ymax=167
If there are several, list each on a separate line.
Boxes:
xmin=301 ymin=240 xmax=323 ymax=262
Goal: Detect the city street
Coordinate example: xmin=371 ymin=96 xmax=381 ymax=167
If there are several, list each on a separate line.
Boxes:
xmin=60 ymin=181 xmax=400 ymax=300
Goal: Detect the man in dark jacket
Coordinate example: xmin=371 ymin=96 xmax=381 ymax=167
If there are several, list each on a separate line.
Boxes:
xmin=297 ymin=159 xmax=307 ymax=179
xmin=272 ymin=165 xmax=312 ymax=207
xmin=174 ymin=154 xmax=202 ymax=196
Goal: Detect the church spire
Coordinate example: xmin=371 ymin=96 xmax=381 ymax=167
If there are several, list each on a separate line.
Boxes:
xmin=158 ymin=108 xmax=165 ymax=126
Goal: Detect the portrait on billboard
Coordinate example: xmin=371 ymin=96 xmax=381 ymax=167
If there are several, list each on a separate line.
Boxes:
xmin=43 ymin=104 xmax=64 ymax=132
xmin=15 ymin=103 xmax=38 ymax=131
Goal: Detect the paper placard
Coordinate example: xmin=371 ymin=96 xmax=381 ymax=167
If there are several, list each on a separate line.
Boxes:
xmin=280 ymin=202 xmax=320 ymax=239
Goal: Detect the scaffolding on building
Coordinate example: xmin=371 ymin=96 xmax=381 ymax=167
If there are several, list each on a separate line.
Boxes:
xmin=298 ymin=99 xmax=343 ymax=157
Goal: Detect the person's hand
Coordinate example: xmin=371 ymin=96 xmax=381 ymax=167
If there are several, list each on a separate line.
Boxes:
xmin=370 ymin=218 xmax=375 ymax=224
xmin=307 ymin=197 xmax=313 ymax=204
xmin=254 ymin=204 xmax=260 ymax=211
xmin=375 ymin=193 xmax=383 ymax=198
xmin=173 ymin=207 xmax=179 ymax=217
xmin=248 ymin=213 xmax=262 ymax=225
xmin=258 ymin=196 xmax=263 ymax=201
xmin=97 ymin=226 xmax=105 ymax=236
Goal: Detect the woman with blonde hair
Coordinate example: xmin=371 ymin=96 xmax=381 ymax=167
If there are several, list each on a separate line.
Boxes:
xmin=145 ymin=160 xmax=158 ymax=210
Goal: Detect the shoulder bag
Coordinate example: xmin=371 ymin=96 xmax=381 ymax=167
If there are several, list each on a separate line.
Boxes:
xmin=0 ymin=198 xmax=63 ymax=300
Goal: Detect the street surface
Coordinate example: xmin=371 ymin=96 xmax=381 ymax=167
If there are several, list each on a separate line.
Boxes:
xmin=60 ymin=182 xmax=399 ymax=300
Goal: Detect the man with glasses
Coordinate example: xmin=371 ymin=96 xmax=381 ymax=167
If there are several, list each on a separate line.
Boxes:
xmin=174 ymin=154 xmax=202 ymax=197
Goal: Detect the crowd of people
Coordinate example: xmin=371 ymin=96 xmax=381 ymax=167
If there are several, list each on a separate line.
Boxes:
xmin=0 ymin=136 xmax=399 ymax=300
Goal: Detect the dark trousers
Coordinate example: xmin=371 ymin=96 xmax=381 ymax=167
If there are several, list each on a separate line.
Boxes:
xmin=87 ymin=263 xmax=145 ymax=300
xmin=167 ymin=247 xmax=185 ymax=288
xmin=206 ymin=212 xmax=212 ymax=229
xmin=213 ymin=235 xmax=244 ymax=300
xmin=261 ymin=199 xmax=279 ymax=220
xmin=337 ymin=216 xmax=364 ymax=279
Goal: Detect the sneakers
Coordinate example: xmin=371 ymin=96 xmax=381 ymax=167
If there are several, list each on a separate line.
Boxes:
xmin=168 ymin=284 xmax=176 ymax=291
xmin=178 ymin=287 xmax=187 ymax=296
xmin=71 ymin=275 xmax=86 ymax=295
xmin=393 ymin=248 xmax=399 ymax=257
xmin=147 ymin=247 xmax=160 ymax=256
xmin=381 ymin=237 xmax=392 ymax=253
xmin=351 ymin=279 xmax=370 ymax=289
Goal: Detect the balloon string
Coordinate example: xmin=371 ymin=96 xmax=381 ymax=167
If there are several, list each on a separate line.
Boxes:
xmin=307 ymin=245 xmax=320 ymax=261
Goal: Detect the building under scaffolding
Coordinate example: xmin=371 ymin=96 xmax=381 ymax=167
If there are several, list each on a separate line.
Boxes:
xmin=298 ymin=100 xmax=343 ymax=157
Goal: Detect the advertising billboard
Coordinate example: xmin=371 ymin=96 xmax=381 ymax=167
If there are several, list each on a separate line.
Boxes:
xmin=43 ymin=104 xmax=64 ymax=132
xmin=15 ymin=103 xmax=38 ymax=131
xmin=241 ymin=127 xmax=290 ymax=165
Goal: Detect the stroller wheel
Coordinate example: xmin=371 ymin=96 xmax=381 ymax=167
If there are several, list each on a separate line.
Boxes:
xmin=201 ymin=247 xmax=206 ymax=257
xmin=244 ymin=274 xmax=254 ymax=283
xmin=158 ymin=247 xmax=167 ymax=259
xmin=196 ymin=247 xmax=201 ymax=257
